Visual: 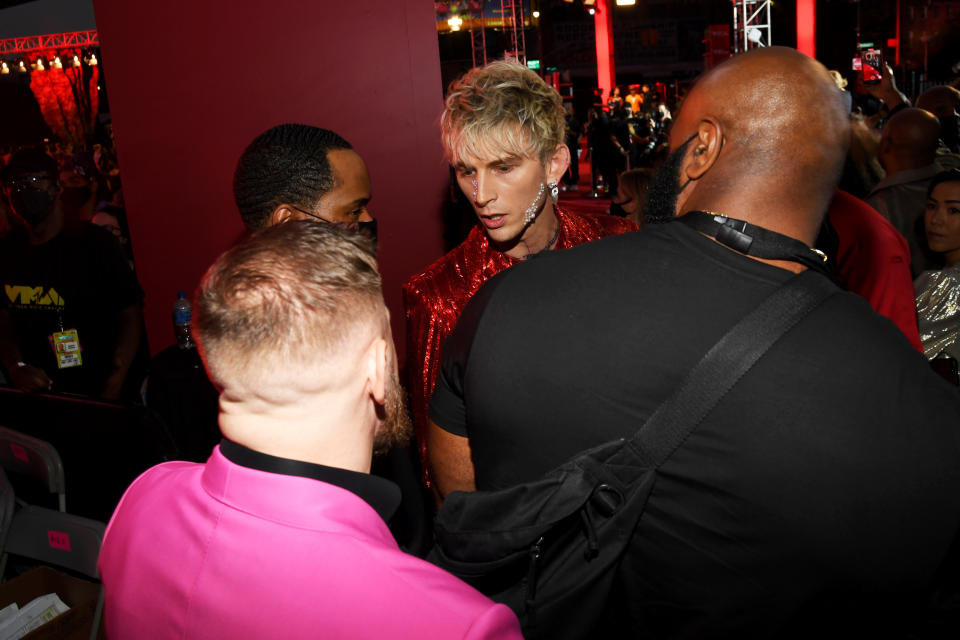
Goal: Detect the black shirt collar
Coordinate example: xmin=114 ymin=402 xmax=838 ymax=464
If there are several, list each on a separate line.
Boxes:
xmin=219 ymin=438 xmax=401 ymax=523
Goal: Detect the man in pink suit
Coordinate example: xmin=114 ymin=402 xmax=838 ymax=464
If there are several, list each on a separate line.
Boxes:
xmin=98 ymin=221 xmax=522 ymax=639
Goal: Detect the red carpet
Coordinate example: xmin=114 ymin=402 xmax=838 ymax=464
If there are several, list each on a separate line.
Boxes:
xmin=557 ymin=153 xmax=613 ymax=217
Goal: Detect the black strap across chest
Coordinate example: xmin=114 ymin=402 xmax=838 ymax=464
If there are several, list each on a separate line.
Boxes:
xmin=678 ymin=210 xmax=830 ymax=275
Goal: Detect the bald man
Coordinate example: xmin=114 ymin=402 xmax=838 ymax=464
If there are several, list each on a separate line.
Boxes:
xmin=867 ymin=107 xmax=960 ymax=275
xmin=428 ymin=48 xmax=960 ymax=637
xmin=917 ymin=85 xmax=960 ymax=153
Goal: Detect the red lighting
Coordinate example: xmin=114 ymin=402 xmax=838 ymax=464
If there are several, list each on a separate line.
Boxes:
xmin=594 ymin=0 xmax=615 ymax=104
xmin=796 ymin=0 xmax=815 ymax=58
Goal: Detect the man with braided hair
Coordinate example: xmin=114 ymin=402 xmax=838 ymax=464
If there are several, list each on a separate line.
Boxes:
xmin=403 ymin=61 xmax=636 ymax=485
xmin=233 ymin=123 xmax=374 ymax=234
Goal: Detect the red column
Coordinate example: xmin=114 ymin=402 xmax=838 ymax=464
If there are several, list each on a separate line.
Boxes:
xmin=797 ymin=0 xmax=815 ymax=58
xmin=594 ymin=0 xmax=615 ymax=103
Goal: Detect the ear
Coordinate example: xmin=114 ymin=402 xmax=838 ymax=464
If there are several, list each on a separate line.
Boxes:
xmin=268 ymin=204 xmax=296 ymax=227
xmin=545 ymin=143 xmax=571 ymax=185
xmin=877 ymin=130 xmax=892 ymax=157
xmin=681 ymin=117 xmax=723 ymax=183
xmin=364 ymin=336 xmax=387 ymax=406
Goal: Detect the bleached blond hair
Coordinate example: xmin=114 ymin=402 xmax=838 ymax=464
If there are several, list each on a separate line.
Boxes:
xmin=441 ymin=60 xmax=565 ymax=165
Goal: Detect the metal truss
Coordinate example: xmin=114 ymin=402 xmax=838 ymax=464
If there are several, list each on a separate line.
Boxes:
xmin=0 ymin=30 xmax=99 ymax=57
xmin=731 ymin=1 xmax=771 ymax=53
xmin=500 ymin=0 xmax=526 ymax=63
xmin=470 ymin=6 xmax=488 ymax=67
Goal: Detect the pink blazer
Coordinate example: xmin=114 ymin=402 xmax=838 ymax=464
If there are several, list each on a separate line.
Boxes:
xmin=99 ymin=446 xmax=521 ymax=639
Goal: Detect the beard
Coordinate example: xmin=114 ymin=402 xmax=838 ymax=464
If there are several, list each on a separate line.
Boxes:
xmin=373 ymin=369 xmax=413 ymax=455
xmin=643 ymin=136 xmax=694 ymax=224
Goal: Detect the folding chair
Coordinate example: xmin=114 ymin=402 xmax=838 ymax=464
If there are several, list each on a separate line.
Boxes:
xmin=2 ymin=506 xmax=107 ymax=640
xmin=0 ymin=427 xmax=66 ymax=512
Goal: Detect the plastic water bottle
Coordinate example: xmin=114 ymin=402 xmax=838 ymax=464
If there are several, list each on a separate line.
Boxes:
xmin=173 ymin=291 xmax=195 ymax=349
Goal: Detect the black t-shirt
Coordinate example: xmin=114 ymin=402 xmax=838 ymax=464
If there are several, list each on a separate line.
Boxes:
xmin=610 ymin=115 xmax=631 ymax=148
xmin=0 ymin=223 xmax=142 ymax=396
xmin=430 ymin=221 xmax=960 ymax=637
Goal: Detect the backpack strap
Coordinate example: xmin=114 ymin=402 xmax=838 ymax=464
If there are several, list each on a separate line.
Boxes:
xmin=632 ymin=270 xmax=837 ymax=468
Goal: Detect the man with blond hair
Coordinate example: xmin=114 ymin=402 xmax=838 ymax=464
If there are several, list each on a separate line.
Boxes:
xmin=403 ymin=60 xmax=635 ymax=480
xmin=98 ymin=222 xmax=522 ymax=639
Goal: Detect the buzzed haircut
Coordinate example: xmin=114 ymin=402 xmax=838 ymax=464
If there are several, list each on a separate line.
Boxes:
xmin=233 ymin=124 xmax=353 ymax=231
xmin=193 ymin=220 xmax=383 ymax=388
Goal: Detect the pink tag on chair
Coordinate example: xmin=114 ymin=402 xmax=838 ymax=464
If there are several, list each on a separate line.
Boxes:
xmin=47 ymin=530 xmax=71 ymax=551
xmin=10 ymin=444 xmax=28 ymax=463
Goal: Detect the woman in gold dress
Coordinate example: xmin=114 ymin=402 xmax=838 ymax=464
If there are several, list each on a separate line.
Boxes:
xmin=915 ymin=169 xmax=960 ymax=360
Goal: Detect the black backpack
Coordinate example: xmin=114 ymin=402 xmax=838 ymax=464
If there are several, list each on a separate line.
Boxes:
xmin=429 ymin=271 xmax=836 ymax=639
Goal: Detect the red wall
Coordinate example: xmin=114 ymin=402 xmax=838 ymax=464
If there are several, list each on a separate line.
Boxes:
xmin=91 ymin=0 xmax=448 ymax=364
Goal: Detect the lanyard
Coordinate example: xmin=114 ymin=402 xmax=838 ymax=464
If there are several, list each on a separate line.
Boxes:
xmin=677 ymin=210 xmax=831 ymax=276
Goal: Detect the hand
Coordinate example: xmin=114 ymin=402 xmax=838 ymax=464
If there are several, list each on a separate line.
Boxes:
xmin=99 ymin=371 xmax=126 ymax=401
xmin=9 ymin=363 xmax=52 ymax=393
xmin=864 ymin=63 xmax=909 ymax=110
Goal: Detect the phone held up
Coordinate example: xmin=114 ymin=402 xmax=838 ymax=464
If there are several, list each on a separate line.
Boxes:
xmin=852 ymin=45 xmax=884 ymax=85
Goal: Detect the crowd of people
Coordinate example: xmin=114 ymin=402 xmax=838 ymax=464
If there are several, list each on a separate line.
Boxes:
xmin=2 ymin=45 xmax=960 ymax=638
xmin=580 ymin=83 xmax=673 ymax=198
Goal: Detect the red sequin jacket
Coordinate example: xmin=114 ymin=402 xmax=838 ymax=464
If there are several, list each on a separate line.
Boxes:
xmin=402 ymin=206 xmax=637 ymax=468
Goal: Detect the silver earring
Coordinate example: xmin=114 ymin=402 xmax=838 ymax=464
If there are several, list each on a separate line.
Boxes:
xmin=548 ymin=182 xmax=559 ymax=205
xmin=523 ymin=183 xmax=546 ymax=225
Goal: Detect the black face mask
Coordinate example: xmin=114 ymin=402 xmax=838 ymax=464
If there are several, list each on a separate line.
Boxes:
xmin=9 ymin=186 xmax=57 ymax=226
xmin=358 ymin=218 xmax=378 ymax=244
xmin=644 ymin=135 xmax=696 ymax=223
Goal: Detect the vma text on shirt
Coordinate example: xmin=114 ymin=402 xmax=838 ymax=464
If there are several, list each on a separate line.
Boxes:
xmin=4 ymin=285 xmax=66 ymax=310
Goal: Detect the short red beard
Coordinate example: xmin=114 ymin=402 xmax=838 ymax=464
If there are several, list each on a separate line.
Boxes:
xmin=373 ymin=371 xmax=413 ymax=455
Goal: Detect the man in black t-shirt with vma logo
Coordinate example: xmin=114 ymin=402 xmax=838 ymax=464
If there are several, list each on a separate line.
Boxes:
xmin=0 ymin=147 xmax=143 ymax=400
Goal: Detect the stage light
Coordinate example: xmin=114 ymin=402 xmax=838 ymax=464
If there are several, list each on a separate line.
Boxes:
xmin=32 ymin=58 xmax=44 ymax=71
xmin=52 ymin=56 xmax=63 ymax=69
xmin=588 ymin=7 xmax=595 ymax=14
xmin=533 ymin=10 xmax=540 ymax=18
xmin=72 ymin=55 xmax=81 ymax=67
xmin=87 ymin=53 xmax=97 ymax=66
xmin=747 ymin=28 xmax=763 ymax=44
xmin=18 ymin=60 xmax=27 ymax=72
xmin=0 ymin=62 xmax=8 ymax=75
xmin=616 ymin=0 xmax=636 ymax=5
xmin=448 ymin=15 xmax=462 ymax=31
